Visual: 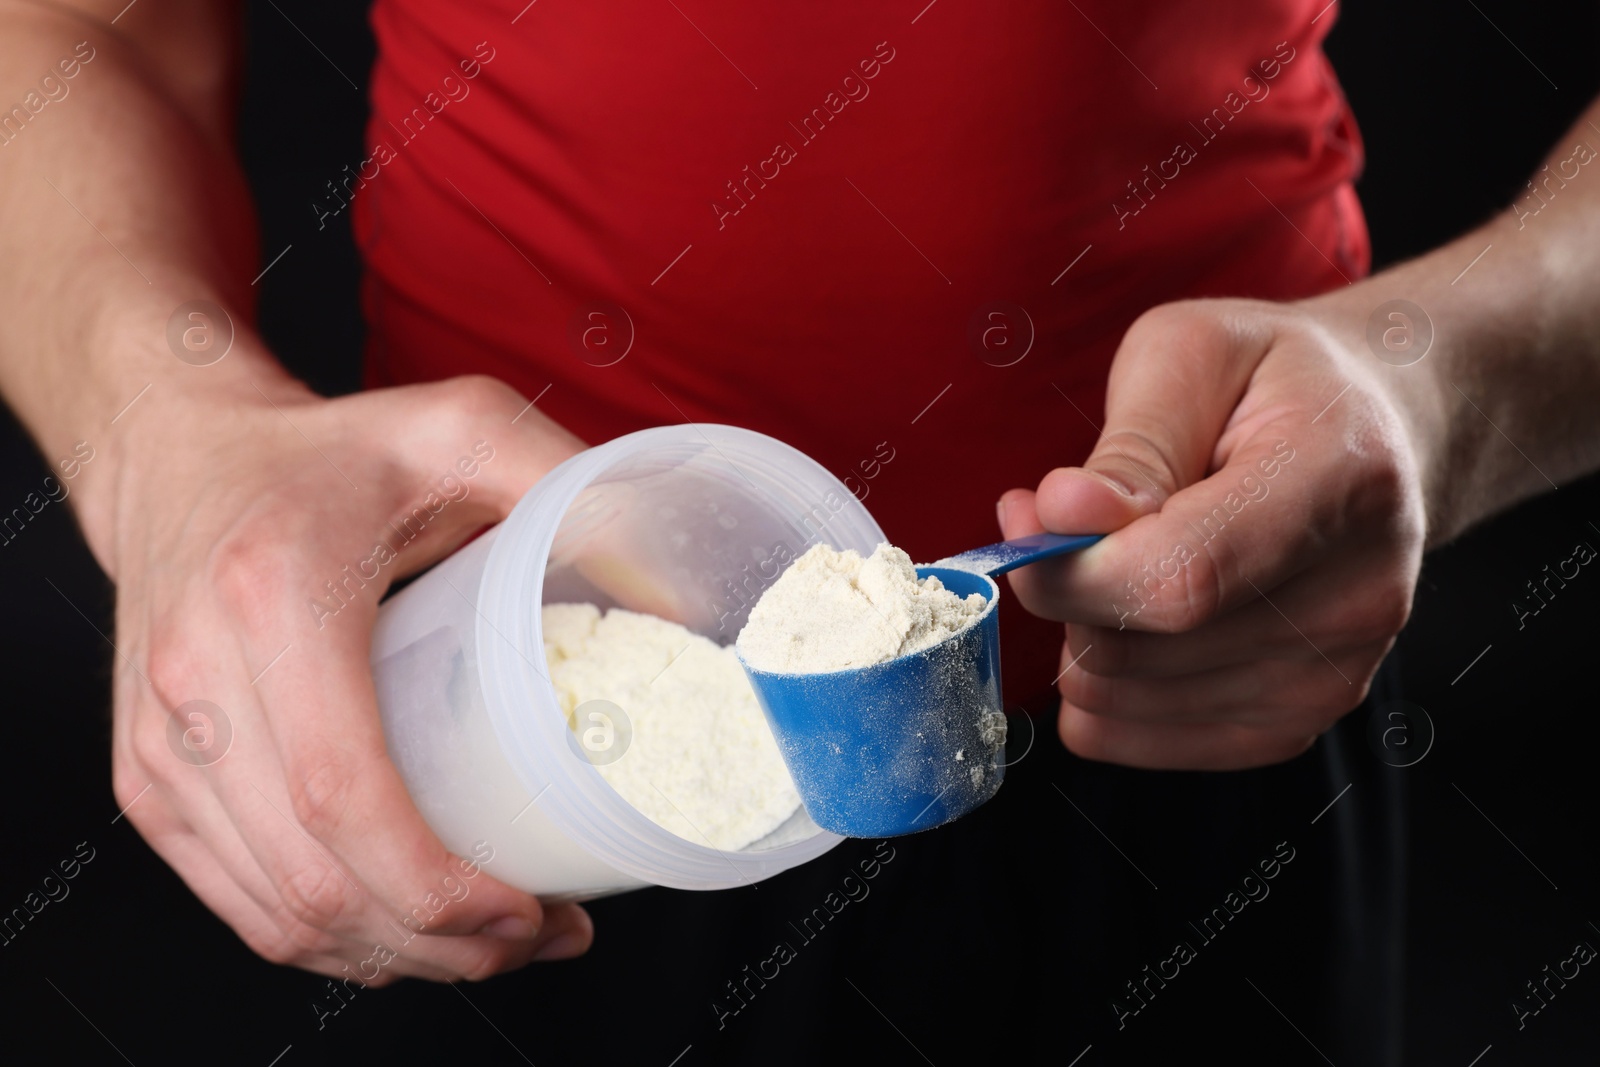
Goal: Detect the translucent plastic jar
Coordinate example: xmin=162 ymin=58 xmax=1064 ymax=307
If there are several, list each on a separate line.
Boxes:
xmin=371 ymin=425 xmax=883 ymax=900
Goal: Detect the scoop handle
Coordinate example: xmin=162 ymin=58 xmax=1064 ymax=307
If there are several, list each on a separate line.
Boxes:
xmin=933 ymin=532 xmax=1103 ymax=577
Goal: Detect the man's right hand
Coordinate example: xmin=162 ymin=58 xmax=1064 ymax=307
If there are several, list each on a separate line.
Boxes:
xmin=106 ymin=369 xmax=594 ymax=982
xmin=0 ymin=1 xmax=596 ymax=982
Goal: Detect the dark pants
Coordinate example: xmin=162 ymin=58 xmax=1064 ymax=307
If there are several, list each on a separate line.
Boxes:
xmin=514 ymin=653 xmax=1407 ymax=1066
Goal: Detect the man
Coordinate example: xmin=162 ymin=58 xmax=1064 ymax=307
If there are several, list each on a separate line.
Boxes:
xmin=2 ymin=0 xmax=1596 ymax=1059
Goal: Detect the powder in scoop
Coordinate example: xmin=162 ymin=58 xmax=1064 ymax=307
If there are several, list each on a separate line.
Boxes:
xmin=542 ymin=603 xmax=801 ymax=852
xmin=736 ymin=543 xmax=988 ymax=673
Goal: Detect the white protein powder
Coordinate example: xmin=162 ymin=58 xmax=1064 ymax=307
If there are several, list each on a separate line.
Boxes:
xmin=736 ymin=542 xmax=988 ymax=673
xmin=541 ymin=603 xmax=801 ymax=852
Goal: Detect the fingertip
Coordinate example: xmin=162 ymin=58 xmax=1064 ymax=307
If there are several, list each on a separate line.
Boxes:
xmin=424 ymin=866 xmax=545 ymax=939
xmin=996 ymin=488 xmax=1041 ymax=539
xmin=531 ymin=903 xmax=593 ymax=962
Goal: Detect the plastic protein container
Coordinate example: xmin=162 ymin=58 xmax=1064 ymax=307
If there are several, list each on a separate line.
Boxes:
xmin=371 ymin=425 xmax=880 ymax=900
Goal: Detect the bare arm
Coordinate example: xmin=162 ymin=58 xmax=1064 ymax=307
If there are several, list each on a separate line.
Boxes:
xmin=0 ymin=1 xmax=592 ymax=978
xmin=1000 ymin=96 xmax=1600 ymax=769
xmin=0 ymin=0 xmax=262 ymax=564
xmin=1308 ymin=97 xmax=1600 ymax=546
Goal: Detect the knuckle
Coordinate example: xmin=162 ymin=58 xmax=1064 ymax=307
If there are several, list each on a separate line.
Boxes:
xmin=277 ymin=860 xmax=359 ymax=932
xmin=1059 ymin=666 xmax=1115 ymax=716
xmin=1342 ymin=578 xmax=1413 ymax=645
xmin=1125 ymin=300 xmax=1239 ymax=357
xmin=278 ymin=917 xmax=345 ymax=959
xmin=360 ymin=965 xmax=406 ymax=989
xmin=1176 ymin=544 xmax=1227 ymax=630
xmin=396 ymin=375 xmax=517 ymax=464
xmin=1056 ymin=704 xmax=1113 ymax=762
xmin=145 ymin=637 xmax=204 ymax=715
xmin=1351 ymin=448 xmax=1409 ymax=520
xmin=110 ymin=763 xmax=143 ymax=808
xmin=357 ymin=970 xmax=398 ymax=990
xmin=1309 ymin=668 xmax=1371 ymax=725
xmin=285 ymin=754 xmax=356 ymax=840
xmin=110 ymin=767 xmax=158 ymax=832
xmin=1127 ymin=300 xmax=1202 ymax=341
xmin=439 ymin=374 xmax=519 ymax=424
xmin=1376 ymin=583 xmax=1414 ymax=637
xmin=128 ymin=713 xmax=173 ymax=777
xmin=1347 ymin=675 xmax=1375 ymax=713
xmin=1332 ymin=408 xmax=1420 ymax=530
xmin=1349 ymin=644 xmax=1394 ymax=707
xmin=1096 ymin=428 xmax=1182 ymax=495
xmin=1076 ymin=628 xmax=1128 ymax=676
xmin=243 ymin=927 xmax=312 ymax=968
xmin=207 ymin=521 xmax=295 ymax=618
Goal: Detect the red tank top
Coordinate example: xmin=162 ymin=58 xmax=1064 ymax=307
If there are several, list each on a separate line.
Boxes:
xmin=352 ymin=0 xmax=1367 ymax=700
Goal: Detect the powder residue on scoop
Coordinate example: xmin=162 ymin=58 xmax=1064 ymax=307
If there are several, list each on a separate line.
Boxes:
xmin=736 ymin=543 xmax=988 ymax=674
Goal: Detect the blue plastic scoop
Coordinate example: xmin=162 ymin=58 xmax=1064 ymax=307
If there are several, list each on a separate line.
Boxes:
xmin=738 ymin=532 xmax=1101 ymax=838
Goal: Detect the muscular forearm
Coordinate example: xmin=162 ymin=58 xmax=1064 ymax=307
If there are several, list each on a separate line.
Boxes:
xmin=1306 ymin=97 xmax=1600 ymax=547
xmin=0 ymin=0 xmax=291 ymax=573
xmin=998 ymin=105 xmax=1600 ymax=766
xmin=0 ymin=5 xmax=594 ymax=981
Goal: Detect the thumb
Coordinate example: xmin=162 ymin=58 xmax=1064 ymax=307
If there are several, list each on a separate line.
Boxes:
xmin=1032 ymin=304 xmax=1267 ymax=535
xmin=378 ymin=377 xmax=586 ymax=581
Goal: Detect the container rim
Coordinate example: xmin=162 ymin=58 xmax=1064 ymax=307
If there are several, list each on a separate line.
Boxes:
xmin=474 ymin=424 xmax=878 ymax=890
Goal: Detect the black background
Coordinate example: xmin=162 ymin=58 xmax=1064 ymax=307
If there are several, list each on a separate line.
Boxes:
xmin=3 ymin=1 xmax=1599 ymax=1064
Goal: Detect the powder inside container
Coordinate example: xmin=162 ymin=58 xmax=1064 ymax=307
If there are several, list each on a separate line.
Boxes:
xmin=736 ymin=542 xmax=988 ymax=674
xmin=542 ymin=603 xmax=801 ymax=852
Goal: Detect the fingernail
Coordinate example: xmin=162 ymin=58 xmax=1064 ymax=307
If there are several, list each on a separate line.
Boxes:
xmin=995 ymin=497 xmax=1009 ymax=529
xmin=480 ymin=916 xmax=539 ymax=940
xmin=533 ymin=932 xmax=587 ymax=962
